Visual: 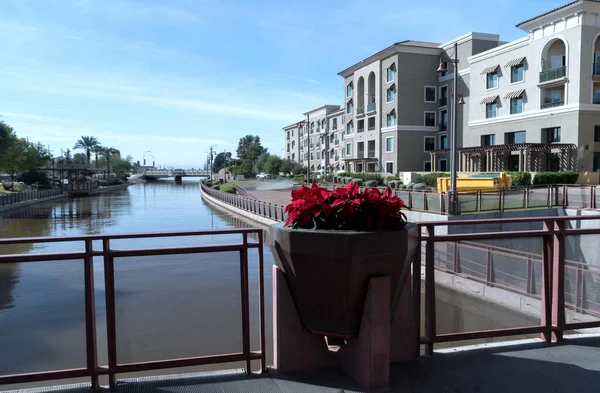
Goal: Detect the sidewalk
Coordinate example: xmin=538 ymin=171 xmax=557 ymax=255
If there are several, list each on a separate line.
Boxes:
xmin=246 ymin=190 xmax=291 ymax=207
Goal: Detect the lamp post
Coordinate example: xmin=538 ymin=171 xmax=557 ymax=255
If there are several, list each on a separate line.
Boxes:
xmin=147 ymin=154 xmax=155 ymax=168
xmin=306 ymin=113 xmax=310 ymax=184
xmin=143 ymin=150 xmax=151 ymax=166
xmin=437 ymin=42 xmax=466 ymax=215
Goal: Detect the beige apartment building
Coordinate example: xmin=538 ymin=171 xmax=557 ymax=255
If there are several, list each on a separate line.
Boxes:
xmin=283 ymin=0 xmax=600 ymax=175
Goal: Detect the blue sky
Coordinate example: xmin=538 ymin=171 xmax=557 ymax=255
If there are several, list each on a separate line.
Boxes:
xmin=0 ymin=0 xmax=568 ymax=167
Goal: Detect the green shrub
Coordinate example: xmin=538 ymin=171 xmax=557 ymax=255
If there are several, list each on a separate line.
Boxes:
xmin=398 ymin=184 xmax=407 ymax=190
xmin=351 ymin=178 xmax=364 ymax=186
xmin=219 ymin=183 xmax=236 ymax=194
xmin=412 ymin=182 xmax=427 ymax=191
xmin=405 ymin=183 xmax=414 ymax=190
xmin=418 ymin=172 xmax=449 ymax=188
xmin=533 ymin=172 xmax=557 ymax=185
xmin=555 ymin=171 xmax=579 ymax=184
xmin=385 ymin=176 xmax=400 ymax=184
xmin=387 ymin=180 xmax=398 ymax=189
xmin=293 ymin=174 xmax=305 ymax=182
xmin=365 ymin=180 xmax=379 ymax=187
xmin=509 ymin=172 xmax=532 ymax=188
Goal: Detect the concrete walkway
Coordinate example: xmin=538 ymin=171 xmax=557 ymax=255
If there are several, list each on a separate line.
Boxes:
xmin=246 ymin=190 xmax=291 ymax=207
xmin=6 ymin=335 xmax=600 ymax=393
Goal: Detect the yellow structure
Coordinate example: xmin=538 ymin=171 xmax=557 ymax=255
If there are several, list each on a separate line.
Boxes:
xmin=437 ymin=172 xmax=512 ymax=192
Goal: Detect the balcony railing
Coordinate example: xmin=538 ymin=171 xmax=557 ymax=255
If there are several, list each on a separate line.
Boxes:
xmin=541 ymin=100 xmax=565 ymax=109
xmin=357 ymin=152 xmax=365 ymax=158
xmin=357 ymin=107 xmax=365 ymax=116
xmin=539 ymin=66 xmax=566 ymax=83
xmin=368 ymin=125 xmax=375 ymax=131
xmin=335 ymin=139 xmax=339 ymax=145
xmin=358 ymin=126 xmax=365 ymax=133
xmin=439 ymin=124 xmax=448 ymax=132
xmin=367 ymin=103 xmax=376 ymax=112
xmin=368 ymin=150 xmax=376 ymax=158
xmin=439 ymin=97 xmax=448 ymax=107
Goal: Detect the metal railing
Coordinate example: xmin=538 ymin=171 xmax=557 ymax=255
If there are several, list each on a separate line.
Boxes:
xmin=64 ymin=182 xmax=99 ymax=193
xmin=367 ymin=103 xmax=376 ymax=112
xmin=201 ymin=182 xmax=286 ymax=221
xmin=439 ymin=124 xmax=448 ymax=131
xmin=539 ymin=66 xmax=566 ymax=83
xmin=368 ymin=150 xmax=376 ymax=158
xmin=0 ymin=188 xmax=63 ymax=207
xmin=0 ymin=228 xmax=266 ymax=388
xmin=144 ymin=169 xmax=210 ymax=177
xmin=541 ymin=100 xmax=564 ymax=109
xmin=439 ymin=97 xmax=448 ymax=107
xmin=356 ymin=107 xmax=364 ymax=116
xmin=416 ymin=215 xmax=600 ymax=354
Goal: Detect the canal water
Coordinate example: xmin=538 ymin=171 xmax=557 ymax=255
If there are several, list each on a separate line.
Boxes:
xmin=0 ymin=180 xmax=537 ymax=388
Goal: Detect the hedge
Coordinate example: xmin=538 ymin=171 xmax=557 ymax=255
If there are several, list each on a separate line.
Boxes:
xmin=365 ymin=180 xmax=379 ymax=187
xmin=351 ymin=178 xmax=364 ymax=186
xmin=418 ymin=172 xmax=449 ymax=188
xmin=412 ymin=182 xmax=427 ymax=191
xmin=508 ymin=172 xmax=532 ymax=188
xmin=533 ymin=171 xmax=579 ymax=185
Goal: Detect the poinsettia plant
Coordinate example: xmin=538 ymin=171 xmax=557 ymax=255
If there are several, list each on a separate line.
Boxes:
xmin=284 ymin=181 xmax=408 ymax=231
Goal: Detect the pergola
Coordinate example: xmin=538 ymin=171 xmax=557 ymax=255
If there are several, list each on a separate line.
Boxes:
xmin=428 ymin=143 xmax=578 ymax=172
xmin=343 ymin=157 xmax=378 ymax=173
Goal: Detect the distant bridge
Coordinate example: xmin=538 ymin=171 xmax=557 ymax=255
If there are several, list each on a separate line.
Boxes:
xmin=142 ymin=169 xmax=210 ymax=181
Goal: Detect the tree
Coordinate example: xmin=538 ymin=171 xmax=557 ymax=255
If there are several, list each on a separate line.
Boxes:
xmin=73 ymin=153 xmax=88 ymax=166
xmin=264 ymin=155 xmax=283 ymax=176
xmin=74 ymin=136 xmax=101 ymax=165
xmin=212 ymin=151 xmax=232 ymax=173
xmin=0 ymin=121 xmax=16 ymax=160
xmin=91 ymin=145 xmax=103 ymax=168
xmin=2 ymin=139 xmax=51 ymax=181
xmin=236 ymin=135 xmax=266 ymax=177
xmin=253 ymin=152 xmax=270 ymax=174
xmin=101 ymin=147 xmax=120 ymax=174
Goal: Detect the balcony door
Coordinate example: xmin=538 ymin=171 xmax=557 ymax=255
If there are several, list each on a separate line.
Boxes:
xmin=552 ymin=55 xmax=565 ymax=69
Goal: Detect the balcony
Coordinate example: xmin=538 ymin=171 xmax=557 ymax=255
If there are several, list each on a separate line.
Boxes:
xmin=439 ymin=97 xmax=448 ymax=107
xmin=366 ymin=103 xmax=376 ymax=113
xmin=358 ymin=125 xmax=365 ymax=133
xmin=335 ymin=139 xmax=339 ymax=145
xmin=368 ymin=125 xmax=375 ymax=131
xmin=439 ymin=124 xmax=448 ymax=132
xmin=541 ymin=100 xmax=564 ymax=109
xmin=357 ymin=151 xmax=365 ymax=158
xmin=368 ymin=150 xmax=376 ymax=158
xmin=539 ymin=66 xmax=566 ymax=84
xmin=356 ymin=107 xmax=365 ymax=117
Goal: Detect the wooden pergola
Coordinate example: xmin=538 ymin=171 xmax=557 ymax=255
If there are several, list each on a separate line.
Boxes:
xmin=428 ymin=143 xmax=578 ymax=172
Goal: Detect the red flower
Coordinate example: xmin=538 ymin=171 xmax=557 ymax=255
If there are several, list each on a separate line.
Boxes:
xmin=284 ymin=181 xmax=408 ymax=231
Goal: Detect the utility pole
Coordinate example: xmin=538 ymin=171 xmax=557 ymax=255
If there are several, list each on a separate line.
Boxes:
xmin=306 ymin=113 xmax=310 ymax=184
xmin=207 ymin=145 xmax=217 ymax=180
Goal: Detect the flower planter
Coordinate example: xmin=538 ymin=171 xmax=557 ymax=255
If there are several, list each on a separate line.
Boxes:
xmin=270 ymin=222 xmax=418 ymax=338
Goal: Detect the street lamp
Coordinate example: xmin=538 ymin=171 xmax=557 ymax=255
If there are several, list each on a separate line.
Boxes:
xmin=437 ymin=41 xmax=466 ymax=215
xmin=306 ymin=113 xmax=310 ymax=184
xmin=147 ymin=154 xmax=155 ymax=167
xmin=143 ymin=150 xmax=151 ymax=166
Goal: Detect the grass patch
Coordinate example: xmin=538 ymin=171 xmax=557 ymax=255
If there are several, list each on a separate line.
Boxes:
xmin=230 ymin=180 xmax=256 ymax=187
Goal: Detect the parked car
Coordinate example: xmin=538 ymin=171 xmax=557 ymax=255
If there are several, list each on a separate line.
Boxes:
xmin=256 ymin=173 xmax=268 ymax=180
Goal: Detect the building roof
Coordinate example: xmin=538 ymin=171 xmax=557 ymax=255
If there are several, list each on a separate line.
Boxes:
xmin=395 ymin=40 xmax=440 ymax=48
xmin=516 ymin=0 xmax=581 ymax=27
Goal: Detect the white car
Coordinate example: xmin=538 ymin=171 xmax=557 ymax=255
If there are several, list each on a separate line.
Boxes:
xmin=256 ymin=173 xmax=268 ymax=180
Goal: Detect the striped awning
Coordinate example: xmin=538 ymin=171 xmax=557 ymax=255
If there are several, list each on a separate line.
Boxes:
xmin=504 ymin=89 xmax=525 ymax=99
xmin=505 ymin=57 xmax=525 ymax=68
xmin=480 ymin=65 xmax=499 ymax=75
xmin=480 ymin=95 xmax=499 ymax=104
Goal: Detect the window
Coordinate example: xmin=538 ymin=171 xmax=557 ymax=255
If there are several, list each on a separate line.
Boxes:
xmin=486 ymin=71 xmax=498 ymax=89
xmin=367 ymin=117 xmax=375 ymax=131
xmin=386 ymin=87 xmax=395 ymax=103
xmin=424 ymin=136 xmax=435 ymax=151
xmin=425 ymin=112 xmax=436 ymax=127
xmin=510 ymin=97 xmax=523 ymax=114
xmin=386 ymin=136 xmax=394 ymax=153
xmin=287 ymin=143 xmax=290 ymax=152
xmin=595 ymin=125 xmax=600 ymax=142
xmin=440 ymin=135 xmax=448 ymax=149
xmin=544 ymin=127 xmax=561 ymax=143
xmin=347 ymin=121 xmax=353 ymax=134
xmin=291 ymin=129 xmax=294 ymax=137
xmin=440 ymin=110 xmax=448 ymax=131
xmin=546 ymin=152 xmax=560 ymax=172
xmin=321 ymin=119 xmax=326 ymax=129
xmin=286 ymin=131 xmax=290 ymax=140
xmin=424 ymin=161 xmax=432 ymax=171
xmin=386 ymin=162 xmax=393 ymax=174
xmin=346 ymin=101 xmax=353 ymax=114
xmin=439 ymin=86 xmax=448 ymax=106
xmin=425 ymin=87 xmax=436 ymax=102
xmin=341 ymin=115 xmax=345 ymax=123
xmin=594 ymin=152 xmax=600 ymax=172
xmin=486 ymin=102 xmax=498 ymax=118
xmin=386 ymin=65 xmax=395 ymax=82
xmin=358 ymin=119 xmax=364 ymax=132
xmin=439 ymin=159 xmax=448 ymax=171
xmin=332 ymin=118 xmax=337 ymax=130
xmin=506 ymin=131 xmax=526 ymax=144
xmin=386 ymin=111 xmax=396 ymax=127
xmin=346 ymin=83 xmax=353 ymax=97
xmin=481 ymin=134 xmax=495 ymax=146
xmin=346 ymin=143 xmax=352 ymax=155
xmin=511 ymin=64 xmax=524 ymax=83
xmin=440 ymin=62 xmax=448 ymax=77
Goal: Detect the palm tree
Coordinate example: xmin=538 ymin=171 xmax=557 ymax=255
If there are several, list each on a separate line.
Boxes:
xmin=74 ymin=136 xmax=100 ymax=165
xmin=92 ymin=145 xmax=103 ymax=169
xmin=102 ymin=147 xmax=120 ymax=174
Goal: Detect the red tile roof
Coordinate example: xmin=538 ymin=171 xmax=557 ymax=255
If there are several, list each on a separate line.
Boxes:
xmin=516 ymin=0 xmax=581 ymax=27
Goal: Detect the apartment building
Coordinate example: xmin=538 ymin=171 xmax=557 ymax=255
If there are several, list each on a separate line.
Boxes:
xmin=283 ymin=0 xmax=600 ymax=174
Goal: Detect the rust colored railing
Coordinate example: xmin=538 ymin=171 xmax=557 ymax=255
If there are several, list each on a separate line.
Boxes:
xmin=415 ymin=215 xmax=600 ymax=355
xmin=201 ymin=182 xmax=286 ymax=221
xmin=0 ymin=228 xmax=266 ymax=389
xmin=0 ymin=188 xmax=63 ymax=207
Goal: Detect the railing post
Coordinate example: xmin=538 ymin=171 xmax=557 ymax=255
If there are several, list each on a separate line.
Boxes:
xmin=541 ymin=221 xmax=553 ymax=343
xmin=423 ymin=192 xmax=428 ymax=211
xmin=547 ymin=186 xmax=551 ymax=209
xmin=486 ymin=248 xmax=494 ymax=285
xmin=439 ymin=193 xmax=445 ymax=214
xmin=102 ymin=238 xmax=118 ymax=388
xmin=424 ymin=225 xmax=436 ymax=356
xmin=239 ymin=233 xmax=251 ymax=373
xmin=551 ymin=220 xmax=566 ymax=342
xmin=408 ymin=191 xmax=413 ymax=210
xmin=83 ymin=240 xmax=99 ymax=389
xmin=476 ymin=190 xmax=480 ymax=212
xmin=525 ymin=187 xmax=530 ymax=209
xmin=412 ymin=227 xmax=423 ymax=359
xmin=576 ymin=263 xmax=584 ymax=312
xmin=522 ymin=188 xmax=527 ymax=209
xmin=562 ymin=185 xmax=568 ymax=208
xmin=526 ymin=256 xmax=533 ymax=294
xmin=453 ymin=242 xmax=461 ymax=273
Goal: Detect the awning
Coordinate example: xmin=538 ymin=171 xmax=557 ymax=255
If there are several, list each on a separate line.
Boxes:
xmin=480 ymin=65 xmax=499 ymax=75
xmin=480 ymin=95 xmax=499 ymax=104
xmin=505 ymin=57 xmax=525 ymax=68
xmin=504 ymin=89 xmax=525 ymax=99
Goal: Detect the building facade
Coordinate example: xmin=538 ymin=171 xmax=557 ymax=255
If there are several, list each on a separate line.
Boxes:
xmin=283 ymin=0 xmax=600 ymax=174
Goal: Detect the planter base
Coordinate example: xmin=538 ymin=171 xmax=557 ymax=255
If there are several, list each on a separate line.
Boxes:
xmin=273 ymin=265 xmax=418 ymax=391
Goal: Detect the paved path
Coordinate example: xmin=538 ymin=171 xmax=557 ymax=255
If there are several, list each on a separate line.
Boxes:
xmin=247 ymin=190 xmax=291 ymax=207
xmin=7 ymin=335 xmax=600 ymax=393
